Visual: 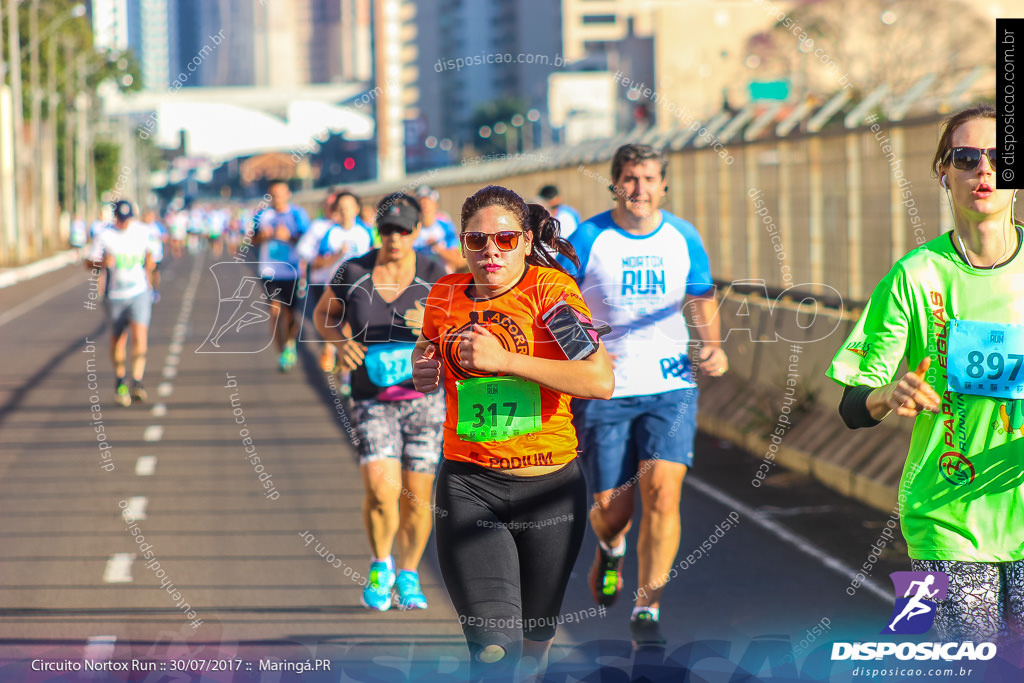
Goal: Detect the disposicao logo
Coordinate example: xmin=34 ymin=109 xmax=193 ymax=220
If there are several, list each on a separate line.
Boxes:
xmin=831 ymin=572 xmax=997 ymax=662
xmin=882 ymin=571 xmax=947 ymax=635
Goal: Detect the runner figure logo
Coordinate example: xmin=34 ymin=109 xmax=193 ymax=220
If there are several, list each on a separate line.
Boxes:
xmin=198 ymin=262 xmax=295 ymax=353
xmin=881 ymin=571 xmax=949 ymax=635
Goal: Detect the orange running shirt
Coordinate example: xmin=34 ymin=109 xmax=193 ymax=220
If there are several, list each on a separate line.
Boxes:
xmin=421 ymin=265 xmax=592 ymax=469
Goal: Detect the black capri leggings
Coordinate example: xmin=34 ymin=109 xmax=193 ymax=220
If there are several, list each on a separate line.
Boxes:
xmin=434 ymin=457 xmax=588 ymax=661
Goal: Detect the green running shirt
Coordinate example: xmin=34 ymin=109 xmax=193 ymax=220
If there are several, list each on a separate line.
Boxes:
xmin=827 ymin=229 xmax=1024 ymax=562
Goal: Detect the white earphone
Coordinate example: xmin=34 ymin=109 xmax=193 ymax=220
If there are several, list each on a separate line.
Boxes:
xmin=941 ymin=175 xmax=948 ymax=190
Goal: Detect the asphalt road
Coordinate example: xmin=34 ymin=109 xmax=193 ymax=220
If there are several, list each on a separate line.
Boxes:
xmin=0 ymin=250 xmax=1016 ymax=682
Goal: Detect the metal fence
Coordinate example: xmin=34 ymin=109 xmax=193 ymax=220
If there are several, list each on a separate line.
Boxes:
xmin=336 ymin=111 xmax=1012 ymax=306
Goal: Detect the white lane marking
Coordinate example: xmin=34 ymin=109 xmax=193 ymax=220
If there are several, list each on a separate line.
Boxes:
xmin=686 ymin=475 xmax=892 ymax=602
xmin=135 ymin=456 xmax=157 ymax=476
xmin=152 ymin=403 xmax=167 ymax=417
xmin=157 ymin=383 xmax=173 ymax=397
xmin=165 ymin=355 xmax=180 ymax=366
xmin=168 ymin=342 xmax=183 ymax=355
xmin=83 ymin=634 xmax=118 ymax=662
xmin=162 ymin=366 xmax=177 ymax=379
xmin=102 ymin=554 xmax=135 ymax=583
xmin=143 ymin=425 xmax=164 ymax=442
xmin=0 ymin=275 xmax=83 ymax=328
xmin=125 ymin=496 xmax=148 ymax=520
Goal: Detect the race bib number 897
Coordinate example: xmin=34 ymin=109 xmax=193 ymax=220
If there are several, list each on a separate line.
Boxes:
xmin=946 ymin=320 xmax=1024 ymax=400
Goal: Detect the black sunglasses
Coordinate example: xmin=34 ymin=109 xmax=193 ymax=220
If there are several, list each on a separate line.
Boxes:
xmin=944 ymin=147 xmax=998 ymax=171
xmin=460 ymin=231 xmax=524 ymax=252
xmin=378 ymin=224 xmax=414 ymax=237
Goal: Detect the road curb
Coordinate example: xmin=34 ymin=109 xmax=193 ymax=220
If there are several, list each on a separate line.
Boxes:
xmin=0 ymin=250 xmax=80 ymax=289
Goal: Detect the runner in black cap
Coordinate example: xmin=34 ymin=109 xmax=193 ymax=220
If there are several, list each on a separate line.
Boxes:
xmin=84 ymin=200 xmax=158 ymax=406
xmin=315 ymin=192 xmax=447 ymax=612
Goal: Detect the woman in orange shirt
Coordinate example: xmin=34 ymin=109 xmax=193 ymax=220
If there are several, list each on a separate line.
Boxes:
xmin=413 ymin=185 xmax=614 ymax=680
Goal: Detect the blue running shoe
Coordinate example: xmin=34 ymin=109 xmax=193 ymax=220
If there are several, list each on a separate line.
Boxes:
xmin=361 ymin=561 xmax=395 ymax=611
xmin=395 ymin=570 xmax=428 ymax=610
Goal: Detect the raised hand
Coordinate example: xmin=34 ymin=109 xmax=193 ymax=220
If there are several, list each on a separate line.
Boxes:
xmin=886 ymin=357 xmax=940 ymax=417
xmin=413 ymin=344 xmax=442 ymax=393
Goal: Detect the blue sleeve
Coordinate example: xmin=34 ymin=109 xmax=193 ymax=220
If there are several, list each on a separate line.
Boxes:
xmin=558 ymin=221 xmax=600 ymax=281
xmin=442 ymin=217 xmax=459 ymax=249
xmin=318 ymin=226 xmax=336 ymax=255
xmin=293 ymin=208 xmax=311 ymax=235
xmin=672 ymin=219 xmax=713 ymax=297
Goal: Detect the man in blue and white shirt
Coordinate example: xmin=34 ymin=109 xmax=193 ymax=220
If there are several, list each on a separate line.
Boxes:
xmin=253 ymin=179 xmax=310 ymax=372
xmin=564 ymin=144 xmax=728 ymax=648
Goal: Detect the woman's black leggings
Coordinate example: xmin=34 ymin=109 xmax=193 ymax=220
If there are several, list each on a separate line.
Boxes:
xmin=434 ymin=457 xmax=587 ymax=671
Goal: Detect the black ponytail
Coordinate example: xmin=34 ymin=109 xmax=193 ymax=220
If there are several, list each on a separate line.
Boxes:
xmin=525 ymin=203 xmax=579 ymax=273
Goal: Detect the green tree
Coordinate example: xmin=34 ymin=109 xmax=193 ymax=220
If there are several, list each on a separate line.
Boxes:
xmin=3 ymin=0 xmax=142 ymax=208
xmin=92 ymin=138 xmax=120 ymax=200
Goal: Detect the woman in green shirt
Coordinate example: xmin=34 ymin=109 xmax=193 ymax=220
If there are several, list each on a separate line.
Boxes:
xmin=829 ymin=104 xmax=1024 ymax=645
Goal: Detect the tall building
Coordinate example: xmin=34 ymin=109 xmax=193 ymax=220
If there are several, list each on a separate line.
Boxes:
xmin=560 ymin=0 xmax=783 ymax=127
xmin=254 ymin=0 xmax=371 ymax=87
xmin=340 ymin=0 xmax=373 ymax=82
xmin=123 ymin=0 xmax=368 ymax=90
xmin=136 ymin=0 xmax=170 ymax=90
xmin=91 ymin=0 xmax=130 ymax=52
xmin=415 ymin=0 xmax=562 ymax=149
xmin=561 ymin=0 xmax=654 ymax=65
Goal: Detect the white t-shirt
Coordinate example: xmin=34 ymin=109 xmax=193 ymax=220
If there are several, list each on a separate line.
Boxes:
xmin=169 ymin=212 xmax=188 ymax=240
xmin=564 ymin=210 xmax=714 ymax=398
xmin=87 ymin=222 xmax=156 ymax=300
xmin=146 ymin=222 xmax=165 ymax=263
xmin=413 ymin=213 xmax=458 ymax=254
xmin=70 ymin=219 xmax=88 ymax=248
xmin=208 ymin=209 xmax=228 ymax=237
xmin=297 ymin=218 xmax=374 ymax=284
xmin=554 ymin=205 xmax=580 ymax=239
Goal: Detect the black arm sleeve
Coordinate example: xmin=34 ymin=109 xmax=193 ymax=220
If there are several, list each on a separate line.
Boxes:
xmin=838 ymin=384 xmax=884 ymax=429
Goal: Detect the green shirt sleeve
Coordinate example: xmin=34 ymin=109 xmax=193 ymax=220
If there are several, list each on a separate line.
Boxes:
xmin=827 ymin=264 xmax=913 ymax=389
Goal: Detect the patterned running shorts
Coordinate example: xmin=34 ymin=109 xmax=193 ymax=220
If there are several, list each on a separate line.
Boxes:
xmin=348 ymin=391 xmax=445 ymax=474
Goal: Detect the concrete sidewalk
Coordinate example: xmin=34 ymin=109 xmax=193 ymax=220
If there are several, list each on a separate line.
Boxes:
xmin=0 ymin=250 xmax=81 ymax=289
